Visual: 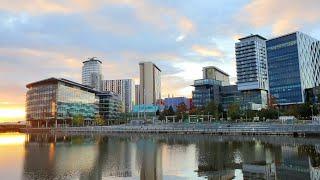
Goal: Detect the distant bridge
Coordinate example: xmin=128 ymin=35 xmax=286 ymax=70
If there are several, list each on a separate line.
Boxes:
xmin=0 ymin=122 xmax=26 ymax=131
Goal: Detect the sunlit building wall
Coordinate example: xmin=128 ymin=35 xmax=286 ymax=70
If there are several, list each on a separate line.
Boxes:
xmin=139 ymin=62 xmax=161 ymax=105
xmin=26 ymin=78 xmax=99 ymax=127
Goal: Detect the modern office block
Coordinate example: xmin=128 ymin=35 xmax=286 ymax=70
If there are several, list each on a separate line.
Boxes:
xmin=220 ymin=85 xmax=241 ymax=111
xmin=82 ymin=57 xmax=103 ymax=91
xmin=139 ymin=62 xmax=161 ymax=105
xmin=96 ymin=92 xmax=122 ymax=121
xmin=267 ymin=32 xmax=320 ymax=105
xmin=26 ymin=77 xmax=121 ymax=127
xmin=192 ymin=79 xmax=222 ymax=108
xmin=236 ymin=35 xmax=269 ymax=91
xmin=203 ymin=66 xmax=230 ymax=86
xmin=103 ymin=79 xmax=135 ymax=112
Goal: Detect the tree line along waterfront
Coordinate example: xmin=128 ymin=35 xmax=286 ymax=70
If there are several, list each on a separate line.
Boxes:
xmin=61 ymin=99 xmax=320 ymax=128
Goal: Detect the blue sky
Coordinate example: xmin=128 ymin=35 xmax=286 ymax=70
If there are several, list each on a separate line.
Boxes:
xmin=1 ymin=0 xmax=320 ymax=121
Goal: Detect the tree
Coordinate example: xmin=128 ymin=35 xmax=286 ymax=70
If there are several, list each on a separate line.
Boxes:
xmin=258 ymin=108 xmax=278 ymax=120
xmin=168 ymin=106 xmax=175 ymax=116
xmin=177 ymin=102 xmax=188 ymax=121
xmin=204 ymin=101 xmax=219 ymax=120
xmin=94 ymin=115 xmax=105 ymax=126
xmin=72 ymin=114 xmax=84 ymax=126
xmin=228 ymin=103 xmax=240 ymax=120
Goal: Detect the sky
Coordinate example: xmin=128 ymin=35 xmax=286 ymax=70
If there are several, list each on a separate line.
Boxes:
xmin=1 ymin=0 xmax=320 ymax=122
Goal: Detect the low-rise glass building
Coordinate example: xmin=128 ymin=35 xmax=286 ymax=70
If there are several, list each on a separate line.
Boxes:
xmin=96 ymin=92 xmax=122 ymax=121
xmin=26 ymin=78 xmax=122 ymax=127
xmin=192 ymin=79 xmax=222 ymax=108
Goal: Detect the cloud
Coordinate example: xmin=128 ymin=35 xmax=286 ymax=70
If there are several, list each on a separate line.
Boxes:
xmin=192 ymin=45 xmax=224 ymax=57
xmin=238 ymin=0 xmax=320 ymax=35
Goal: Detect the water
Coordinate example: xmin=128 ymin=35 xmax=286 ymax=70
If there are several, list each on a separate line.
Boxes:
xmin=1 ymin=133 xmax=320 ymax=180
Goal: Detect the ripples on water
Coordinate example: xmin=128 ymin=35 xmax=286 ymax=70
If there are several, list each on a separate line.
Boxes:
xmin=0 ymin=133 xmax=320 ymax=180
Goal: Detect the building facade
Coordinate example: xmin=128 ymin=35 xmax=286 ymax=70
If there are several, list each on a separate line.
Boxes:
xmin=103 ymin=79 xmax=135 ymax=112
xmin=135 ymin=84 xmax=141 ymax=105
xmin=139 ymin=62 xmax=161 ymax=105
xmin=203 ymin=66 xmax=230 ymax=86
xmin=236 ymin=34 xmax=269 ymax=91
xmin=26 ymin=78 xmax=99 ymax=127
xmin=96 ymin=92 xmax=122 ymax=121
xmin=82 ymin=57 xmax=103 ymax=91
xmin=235 ymin=34 xmax=269 ymax=109
xmin=267 ymin=32 xmax=320 ymax=105
xmin=26 ymin=78 xmax=121 ymax=127
xmin=192 ymin=79 xmax=222 ymax=108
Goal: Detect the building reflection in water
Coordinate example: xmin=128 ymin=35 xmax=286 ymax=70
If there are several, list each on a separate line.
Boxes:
xmin=17 ymin=134 xmax=320 ymax=179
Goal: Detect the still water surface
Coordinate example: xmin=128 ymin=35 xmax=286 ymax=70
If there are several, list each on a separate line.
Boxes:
xmin=0 ymin=133 xmax=320 ymax=180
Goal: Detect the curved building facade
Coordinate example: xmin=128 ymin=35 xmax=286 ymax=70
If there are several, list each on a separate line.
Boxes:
xmin=82 ymin=57 xmax=103 ymax=91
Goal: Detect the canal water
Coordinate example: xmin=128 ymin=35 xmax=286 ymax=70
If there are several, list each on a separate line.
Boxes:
xmin=0 ymin=133 xmax=320 ymax=180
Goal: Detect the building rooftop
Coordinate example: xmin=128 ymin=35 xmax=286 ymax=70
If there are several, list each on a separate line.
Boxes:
xmin=26 ymin=77 xmax=98 ymax=93
xmin=83 ymin=57 xmax=102 ymax=64
xmin=239 ymin=34 xmax=267 ymax=41
xmin=139 ymin=61 xmax=162 ymax=72
xmin=203 ymin=66 xmax=229 ymax=76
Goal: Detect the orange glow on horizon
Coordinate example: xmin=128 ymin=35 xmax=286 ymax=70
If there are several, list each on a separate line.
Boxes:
xmin=0 ymin=108 xmax=25 ymax=118
xmin=0 ymin=133 xmax=26 ymax=146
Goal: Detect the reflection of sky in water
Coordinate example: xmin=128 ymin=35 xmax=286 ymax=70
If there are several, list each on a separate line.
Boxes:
xmin=0 ymin=133 xmax=26 ymax=180
xmin=0 ymin=133 xmax=320 ymax=179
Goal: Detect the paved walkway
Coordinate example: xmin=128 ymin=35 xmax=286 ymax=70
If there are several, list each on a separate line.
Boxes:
xmin=21 ymin=122 xmax=320 ymax=136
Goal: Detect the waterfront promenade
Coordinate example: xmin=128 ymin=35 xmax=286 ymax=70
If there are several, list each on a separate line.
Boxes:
xmin=21 ymin=122 xmax=320 ymax=136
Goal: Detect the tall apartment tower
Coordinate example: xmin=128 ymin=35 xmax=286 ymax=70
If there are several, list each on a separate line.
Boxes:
xmin=139 ymin=62 xmax=161 ymax=105
xmin=135 ymin=84 xmax=141 ymax=105
xmin=266 ymin=32 xmax=320 ymax=105
xmin=203 ymin=66 xmax=230 ymax=86
xmin=82 ymin=57 xmax=103 ymax=91
xmin=103 ymin=79 xmax=135 ymax=112
xmin=235 ymin=35 xmax=269 ymax=109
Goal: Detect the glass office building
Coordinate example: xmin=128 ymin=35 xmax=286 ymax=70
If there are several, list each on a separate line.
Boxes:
xmin=267 ymin=32 xmax=320 ymax=105
xmin=96 ymin=92 xmax=122 ymax=121
xmin=192 ymin=79 xmax=222 ymax=108
xmin=26 ymin=78 xmax=122 ymax=127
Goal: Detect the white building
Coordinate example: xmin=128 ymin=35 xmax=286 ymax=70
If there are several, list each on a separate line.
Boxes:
xmin=236 ymin=34 xmax=269 ymax=91
xmin=139 ymin=62 xmax=161 ymax=105
xmin=82 ymin=57 xmax=103 ymax=91
xmin=235 ymin=35 xmax=269 ymax=109
xmin=103 ymin=79 xmax=135 ymax=112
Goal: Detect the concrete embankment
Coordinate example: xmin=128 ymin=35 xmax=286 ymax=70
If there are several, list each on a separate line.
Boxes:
xmin=20 ymin=123 xmax=320 ymax=136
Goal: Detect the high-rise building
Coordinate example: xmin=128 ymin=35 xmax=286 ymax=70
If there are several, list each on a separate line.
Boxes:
xmin=203 ymin=66 xmax=230 ymax=86
xmin=135 ymin=84 xmax=141 ymax=105
xmin=235 ymin=35 xmax=269 ymax=109
xmin=267 ymin=32 xmax=320 ymax=105
xmin=139 ymin=62 xmax=161 ymax=105
xmin=103 ymin=79 xmax=135 ymax=112
xmin=236 ymin=34 xmax=269 ymax=91
xmin=82 ymin=57 xmax=103 ymax=91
